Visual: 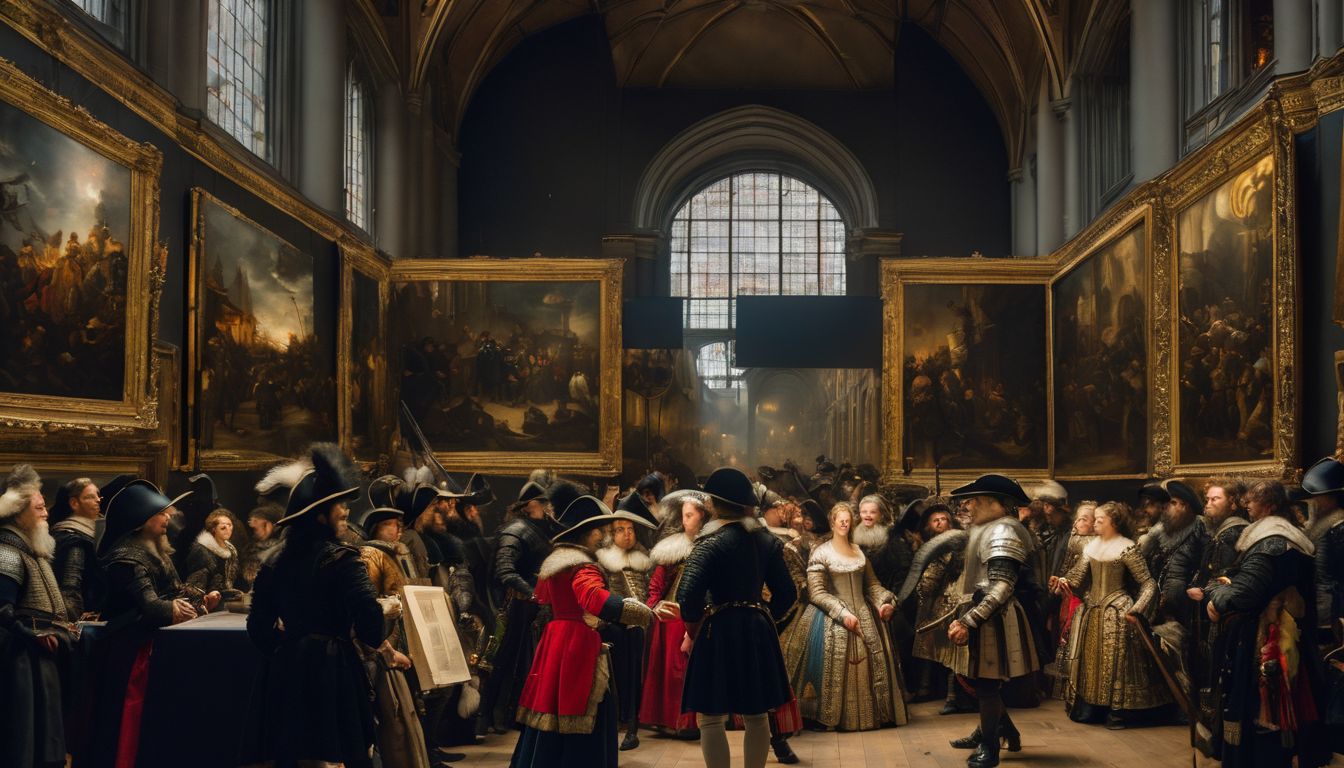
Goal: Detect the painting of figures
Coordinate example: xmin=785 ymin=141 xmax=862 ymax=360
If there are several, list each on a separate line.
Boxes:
xmin=191 ymin=191 xmax=335 ymax=465
xmin=0 ymin=100 xmax=133 ymax=401
xmin=1053 ymin=221 xmax=1148 ymax=476
xmin=1175 ymin=154 xmax=1274 ymax=465
xmin=348 ymin=267 xmax=385 ymax=458
xmin=388 ymin=258 xmax=621 ymax=474
xmin=902 ymin=282 xmax=1048 ymax=470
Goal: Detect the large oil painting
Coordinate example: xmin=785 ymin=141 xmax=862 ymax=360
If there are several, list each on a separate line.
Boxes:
xmin=897 ymin=277 xmax=1048 ymax=473
xmin=1174 ymin=154 xmax=1275 ymax=466
xmin=389 ymin=259 xmax=621 ymax=474
xmin=0 ymin=58 xmax=162 ymax=429
xmin=190 ymin=190 xmax=335 ymax=467
xmin=340 ymin=240 xmax=388 ymax=461
xmin=1053 ymin=220 xmax=1148 ymax=477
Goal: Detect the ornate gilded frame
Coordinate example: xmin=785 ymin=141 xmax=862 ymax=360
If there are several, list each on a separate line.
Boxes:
xmin=0 ymin=56 xmax=164 ymax=432
xmin=389 ymin=258 xmax=623 ymax=475
xmin=186 ymin=188 xmax=334 ymax=470
xmin=1047 ymin=192 xmax=1163 ymax=480
xmin=879 ymin=258 xmax=1055 ymax=486
xmin=0 ymin=452 xmax=163 ymax=490
xmin=1165 ymin=103 xmax=1297 ymax=478
xmin=339 ymin=237 xmax=391 ymax=463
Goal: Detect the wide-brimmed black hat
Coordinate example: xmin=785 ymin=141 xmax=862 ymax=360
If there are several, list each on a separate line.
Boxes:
xmin=517 ymin=480 xmax=548 ymax=504
xmin=901 ymin=497 xmax=950 ymax=533
xmin=1162 ymin=479 xmax=1201 ymax=512
xmin=361 ymin=506 xmax=404 ymax=535
xmin=635 ymin=473 xmax=665 ymax=500
xmin=1137 ymin=481 xmax=1170 ymax=503
xmin=397 ymin=483 xmax=447 ymax=528
xmin=551 ymin=494 xmax=623 ymax=543
xmin=614 ymin=491 xmax=658 ymax=529
xmin=1301 ymin=457 xmax=1344 ymax=497
xmin=98 ymin=474 xmax=137 ymax=517
xmin=97 ymin=480 xmax=191 ymax=557
xmin=459 ymin=473 xmax=494 ymax=507
xmin=949 ymin=474 xmax=1031 ymax=507
xmin=702 ymin=467 xmax=757 ymax=510
xmin=260 ymin=444 xmax=362 ymax=526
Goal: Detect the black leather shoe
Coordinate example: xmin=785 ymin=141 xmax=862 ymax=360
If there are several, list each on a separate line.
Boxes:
xmin=950 ymin=726 xmax=982 ymax=749
xmin=1105 ymin=713 xmax=1126 ymax=730
xmin=620 ymin=730 xmax=640 ymax=750
xmin=966 ymin=744 xmax=1000 ymax=767
xmin=1000 ymin=720 xmax=1021 ymax=752
xmin=772 ymin=737 xmax=800 ymax=764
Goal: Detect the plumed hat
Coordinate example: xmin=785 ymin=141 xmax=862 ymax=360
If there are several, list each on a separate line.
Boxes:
xmin=546 ymin=480 xmax=587 ymax=520
xmin=0 ymin=464 xmax=41 ymax=521
xmin=949 ymin=474 xmax=1031 ymax=507
xmin=97 ymin=480 xmax=191 ymax=557
xmin=397 ymin=483 xmax=447 ymax=528
xmin=255 ymin=443 xmax=361 ymax=526
xmin=517 ymin=480 xmax=548 ymax=504
xmin=614 ymin=491 xmax=658 ymax=529
xmin=702 ymin=467 xmax=757 ymax=510
xmin=551 ymin=494 xmax=623 ymax=543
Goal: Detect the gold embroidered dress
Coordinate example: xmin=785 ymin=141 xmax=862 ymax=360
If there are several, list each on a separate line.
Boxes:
xmin=1060 ymin=538 xmax=1172 ymax=713
xmin=780 ymin=539 xmax=908 ymax=730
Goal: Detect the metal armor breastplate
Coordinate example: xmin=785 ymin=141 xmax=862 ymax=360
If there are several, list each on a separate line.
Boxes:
xmin=957 ymin=517 xmax=1031 ymax=599
xmin=2 ymin=542 xmax=64 ymax=619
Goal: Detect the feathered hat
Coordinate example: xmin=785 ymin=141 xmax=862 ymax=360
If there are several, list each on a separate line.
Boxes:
xmin=0 ymin=464 xmax=42 ymax=521
xmin=255 ymin=443 xmax=362 ymax=526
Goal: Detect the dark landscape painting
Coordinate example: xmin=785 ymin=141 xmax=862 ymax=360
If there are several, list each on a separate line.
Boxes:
xmin=1053 ymin=223 xmax=1148 ymax=476
xmin=0 ymin=100 xmax=132 ymax=401
xmin=393 ymin=279 xmax=602 ymax=453
xmin=902 ymin=282 xmax=1047 ymax=470
xmin=349 ymin=269 xmax=383 ymax=458
xmin=1176 ymin=155 xmax=1274 ymax=465
xmin=195 ymin=195 xmax=335 ymax=460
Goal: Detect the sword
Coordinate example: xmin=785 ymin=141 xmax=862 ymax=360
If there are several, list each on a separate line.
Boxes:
xmin=399 ymin=400 xmax=463 ymax=493
xmin=1125 ymin=612 xmax=1193 ymax=719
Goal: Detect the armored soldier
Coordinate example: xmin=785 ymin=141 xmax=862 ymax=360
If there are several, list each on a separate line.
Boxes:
xmin=944 ymin=474 xmax=1041 ymax=768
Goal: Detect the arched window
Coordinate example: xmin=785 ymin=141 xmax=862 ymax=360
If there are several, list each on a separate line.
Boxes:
xmin=207 ymin=0 xmax=270 ymax=158
xmin=670 ymin=171 xmax=846 ymax=388
xmin=344 ymin=61 xmax=373 ymax=233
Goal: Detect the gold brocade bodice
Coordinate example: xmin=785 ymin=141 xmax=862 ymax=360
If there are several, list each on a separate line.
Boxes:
xmin=1065 ymin=543 xmax=1155 ymax=616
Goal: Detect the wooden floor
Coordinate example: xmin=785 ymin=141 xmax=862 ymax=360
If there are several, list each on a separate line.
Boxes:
xmin=450 ymin=700 xmax=1215 ymax=767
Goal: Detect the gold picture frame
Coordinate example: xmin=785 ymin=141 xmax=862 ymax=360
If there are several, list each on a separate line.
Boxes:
xmin=880 ymin=258 xmax=1054 ymax=486
xmin=339 ymin=237 xmax=391 ymax=463
xmin=1048 ymin=195 xmax=1161 ymax=480
xmin=0 ymin=56 xmax=164 ymax=433
xmin=1166 ymin=103 xmax=1297 ymax=478
xmin=389 ymin=258 xmax=623 ymax=475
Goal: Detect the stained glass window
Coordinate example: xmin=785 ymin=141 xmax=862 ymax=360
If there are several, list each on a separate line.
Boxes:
xmin=207 ymin=0 xmax=269 ymax=158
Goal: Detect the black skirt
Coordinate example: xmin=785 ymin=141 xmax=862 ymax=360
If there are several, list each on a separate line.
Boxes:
xmin=0 ymin=630 xmax=66 ymax=768
xmin=601 ymin=624 xmax=646 ymax=724
xmin=482 ymin=598 xmax=542 ymax=731
xmin=682 ymin=605 xmax=792 ymax=716
xmin=508 ymin=682 xmax=617 ymax=768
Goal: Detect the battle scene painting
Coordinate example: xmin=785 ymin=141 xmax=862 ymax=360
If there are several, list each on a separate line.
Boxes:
xmin=393 ymin=279 xmax=602 ymax=454
xmin=348 ymin=268 xmax=384 ymax=458
xmin=0 ymin=99 xmax=132 ymax=401
xmin=1175 ymin=155 xmax=1274 ymax=465
xmin=193 ymin=193 xmax=335 ymax=463
xmin=902 ymin=283 xmax=1047 ymax=470
xmin=1053 ymin=222 xmax=1148 ymax=476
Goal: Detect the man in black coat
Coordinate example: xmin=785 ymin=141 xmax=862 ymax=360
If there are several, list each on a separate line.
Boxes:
xmin=1142 ymin=479 xmax=1209 ymax=628
xmin=677 ymin=467 xmax=797 ymax=768
xmin=50 ymin=476 xmax=105 ymax=619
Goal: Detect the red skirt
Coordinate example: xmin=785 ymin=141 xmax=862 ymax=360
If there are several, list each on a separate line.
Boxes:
xmin=639 ymin=616 xmax=694 ymax=730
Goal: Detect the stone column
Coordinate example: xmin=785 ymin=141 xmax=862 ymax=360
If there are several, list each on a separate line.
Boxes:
xmin=1035 ymin=79 xmax=1065 ymax=253
xmin=375 ymin=84 xmax=407 ymax=258
xmin=143 ymin=0 xmax=206 ymax=115
xmin=297 ymin=0 xmax=346 ymax=213
xmin=1056 ymin=98 xmax=1080 ymax=241
xmin=1274 ymin=0 xmax=1314 ymax=73
xmin=1010 ymin=167 xmax=1036 ymax=256
xmin=1130 ymin=0 xmax=1178 ymax=185
xmin=1319 ymin=0 xmax=1342 ymax=59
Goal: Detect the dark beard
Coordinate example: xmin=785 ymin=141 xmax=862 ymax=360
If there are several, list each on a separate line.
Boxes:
xmin=1161 ymin=506 xmax=1195 ymax=534
xmin=445 ymin=514 xmax=482 ymax=540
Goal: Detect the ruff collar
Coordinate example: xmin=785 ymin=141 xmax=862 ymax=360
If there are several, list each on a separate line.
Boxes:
xmin=1235 ymin=515 xmax=1315 ymax=556
xmin=596 ymin=544 xmax=652 ymax=574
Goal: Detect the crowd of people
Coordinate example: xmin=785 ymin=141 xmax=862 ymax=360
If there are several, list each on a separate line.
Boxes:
xmin=4 ymin=444 xmax=1344 ymax=768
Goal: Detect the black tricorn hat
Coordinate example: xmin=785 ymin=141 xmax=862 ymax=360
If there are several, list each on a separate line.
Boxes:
xmin=397 ymin=484 xmax=446 ymax=528
xmin=614 ymin=491 xmax=658 ymax=529
xmin=702 ymin=467 xmax=757 ymax=510
xmin=551 ymin=495 xmax=623 ymax=543
xmin=97 ymin=480 xmax=191 ymax=557
xmin=1162 ymin=479 xmax=1201 ymax=512
xmin=1301 ymin=457 xmax=1344 ymax=497
xmin=361 ymin=505 xmax=404 ymax=535
xmin=368 ymin=474 xmax=404 ymax=511
xmin=1137 ymin=481 xmax=1170 ymax=503
xmin=517 ymin=480 xmax=548 ymax=504
xmin=949 ymin=474 xmax=1031 ymax=507
xmin=98 ymin=474 xmax=137 ymax=517
xmin=459 ymin=473 xmax=494 ymax=507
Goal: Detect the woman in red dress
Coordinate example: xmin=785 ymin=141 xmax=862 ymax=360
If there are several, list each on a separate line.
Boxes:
xmin=639 ymin=490 xmax=709 ymax=735
xmin=510 ymin=493 xmax=655 ymax=768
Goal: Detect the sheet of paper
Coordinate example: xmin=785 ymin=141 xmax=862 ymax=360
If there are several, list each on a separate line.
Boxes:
xmin=401 ymin=585 xmax=472 ymax=689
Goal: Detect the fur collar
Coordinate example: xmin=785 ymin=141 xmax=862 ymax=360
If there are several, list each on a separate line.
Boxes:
xmin=538 ymin=544 xmax=596 ymax=581
xmin=806 ymin=538 xmax=866 ymax=573
xmin=1140 ymin=517 xmax=1199 ymax=554
xmin=194 ymin=529 xmax=237 ymax=560
xmin=851 ymin=522 xmax=890 ymax=550
xmin=697 ymin=515 xmax=760 ymax=540
xmin=1083 ymin=535 xmax=1136 ymax=562
xmin=596 ymin=544 xmax=652 ymax=574
xmin=1236 ymin=515 xmax=1315 ymax=556
xmin=52 ymin=515 xmax=97 ymax=539
xmin=650 ymin=532 xmax=693 ymax=565
xmin=1308 ymin=508 xmax=1344 ymax=541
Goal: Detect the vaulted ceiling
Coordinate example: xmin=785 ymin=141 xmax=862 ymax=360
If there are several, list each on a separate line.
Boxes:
xmin=353 ymin=0 xmax=1112 ymax=170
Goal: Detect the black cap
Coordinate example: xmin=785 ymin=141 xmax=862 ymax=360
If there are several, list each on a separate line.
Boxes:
xmin=1162 ymin=479 xmax=1200 ymax=512
xmin=948 ymin=474 xmax=1031 ymax=507
xmin=361 ymin=506 xmax=404 ymax=534
xmin=614 ymin=491 xmax=658 ymax=529
xmin=1137 ymin=482 xmax=1171 ymax=503
xmin=702 ymin=467 xmax=757 ymax=510
xmin=517 ymin=480 xmax=548 ymax=504
xmin=98 ymin=480 xmax=190 ymax=557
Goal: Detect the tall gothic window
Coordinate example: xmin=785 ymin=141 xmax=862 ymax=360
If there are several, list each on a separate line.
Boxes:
xmin=670 ymin=172 xmax=846 ymax=389
xmin=66 ymin=0 xmax=130 ymax=49
xmin=344 ymin=62 xmax=373 ymax=232
xmin=207 ymin=0 xmax=269 ymax=159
